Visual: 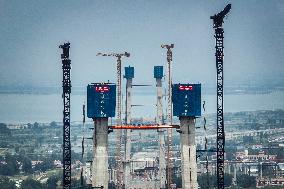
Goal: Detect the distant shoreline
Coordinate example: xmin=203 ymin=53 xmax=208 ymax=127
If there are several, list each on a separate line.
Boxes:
xmin=0 ymin=88 xmax=283 ymax=124
xmin=0 ymin=86 xmax=283 ymax=95
xmin=1 ymin=109 xmax=284 ymax=125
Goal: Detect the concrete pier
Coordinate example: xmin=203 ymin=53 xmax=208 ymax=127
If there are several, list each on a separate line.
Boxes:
xmin=124 ymin=66 xmax=134 ymax=189
xmin=180 ymin=116 xmax=197 ymax=189
xmin=92 ymin=117 xmax=109 ymax=189
xmin=156 ymin=77 xmax=166 ymax=188
xmin=154 ymin=66 xmax=166 ymax=188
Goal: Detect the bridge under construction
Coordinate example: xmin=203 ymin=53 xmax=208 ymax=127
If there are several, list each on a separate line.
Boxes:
xmin=59 ymin=4 xmax=231 ymax=189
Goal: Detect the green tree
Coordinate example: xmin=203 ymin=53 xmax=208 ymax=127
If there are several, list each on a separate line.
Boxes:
xmin=33 ymin=158 xmax=54 ymax=172
xmin=172 ymin=174 xmax=181 ymax=188
xmin=20 ymin=178 xmax=44 ymax=189
xmin=46 ymin=175 xmax=59 ymax=189
xmin=236 ymin=174 xmax=256 ymax=188
xmin=33 ymin=122 xmax=40 ymax=129
xmin=0 ymin=123 xmax=11 ymax=136
xmin=225 ymin=147 xmax=237 ymax=161
xmin=0 ymin=154 xmax=19 ymax=176
xmin=50 ymin=121 xmax=58 ymax=127
xmin=71 ymin=150 xmax=81 ymax=163
xmin=224 ymin=173 xmax=233 ymax=188
xmin=197 ymin=173 xmax=217 ymax=189
xmin=21 ymin=157 xmax=32 ymax=174
xmin=71 ymin=179 xmax=82 ymax=188
xmin=15 ymin=145 xmax=20 ymax=154
xmin=0 ymin=176 xmax=17 ymax=189
xmin=263 ymin=186 xmax=284 ymax=189
xmin=109 ymin=182 xmax=116 ymax=189
xmin=27 ymin=123 xmax=33 ymax=129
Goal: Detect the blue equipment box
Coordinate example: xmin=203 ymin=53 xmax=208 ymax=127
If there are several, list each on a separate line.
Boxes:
xmin=124 ymin=66 xmax=134 ymax=79
xmin=154 ymin=66 xmax=163 ymax=79
xmin=172 ymin=84 xmax=201 ymax=117
xmin=87 ymin=83 xmax=116 ymax=118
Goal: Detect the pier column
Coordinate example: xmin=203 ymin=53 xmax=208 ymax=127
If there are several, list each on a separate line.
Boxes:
xmin=124 ymin=66 xmax=134 ymax=189
xmin=154 ymin=66 xmax=166 ymax=188
xmin=180 ymin=116 xmax=197 ymax=189
xmin=92 ymin=117 xmax=109 ymax=189
xmin=233 ymin=163 xmax=236 ymax=185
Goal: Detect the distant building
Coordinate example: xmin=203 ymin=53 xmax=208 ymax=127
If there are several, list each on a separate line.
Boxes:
xmin=54 ymin=160 xmax=62 ymax=168
xmin=6 ymin=124 xmax=27 ymax=129
xmin=31 ymin=160 xmax=43 ymax=168
xmin=236 ymin=150 xmax=276 ymax=162
xmin=257 ymin=178 xmax=284 ymax=188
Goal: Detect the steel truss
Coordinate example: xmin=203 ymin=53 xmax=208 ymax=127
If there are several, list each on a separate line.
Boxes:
xmin=59 ymin=43 xmax=72 ymax=189
xmin=215 ymin=25 xmax=225 ymax=189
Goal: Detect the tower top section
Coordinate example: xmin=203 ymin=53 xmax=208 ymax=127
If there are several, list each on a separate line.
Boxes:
xmin=154 ymin=66 xmax=163 ymax=79
xmin=210 ymin=4 xmax=231 ymax=28
xmin=124 ymin=66 xmax=134 ymax=79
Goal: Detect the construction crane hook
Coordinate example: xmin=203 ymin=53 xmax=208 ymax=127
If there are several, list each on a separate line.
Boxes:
xmin=210 ymin=4 xmax=231 ymax=28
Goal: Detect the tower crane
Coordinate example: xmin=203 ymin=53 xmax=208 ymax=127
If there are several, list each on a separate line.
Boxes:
xmin=210 ymin=4 xmax=231 ymax=189
xmin=96 ymin=51 xmax=130 ymax=189
xmin=59 ymin=42 xmax=72 ymax=189
xmin=161 ymin=44 xmax=174 ymax=188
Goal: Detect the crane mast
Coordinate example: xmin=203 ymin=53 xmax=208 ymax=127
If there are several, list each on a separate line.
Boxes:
xmin=211 ymin=4 xmax=231 ymax=189
xmin=59 ymin=42 xmax=72 ymax=189
xmin=161 ymin=44 xmax=174 ymax=188
xmin=96 ymin=52 xmax=130 ymax=189
xmin=154 ymin=66 xmax=167 ymax=188
xmin=117 ymin=56 xmax=122 ymax=126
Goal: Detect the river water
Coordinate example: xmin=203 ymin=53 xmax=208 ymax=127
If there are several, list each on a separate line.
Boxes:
xmin=0 ymin=91 xmax=283 ymax=124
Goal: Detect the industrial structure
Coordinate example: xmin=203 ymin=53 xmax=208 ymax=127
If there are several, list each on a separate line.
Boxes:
xmin=210 ymin=4 xmax=231 ymax=189
xmin=96 ymin=52 xmax=130 ymax=189
xmin=57 ymin=4 xmax=232 ymax=189
xmin=173 ymin=84 xmax=201 ymax=189
xmin=87 ymin=83 xmax=116 ymax=188
xmin=161 ymin=44 xmax=174 ymax=188
xmin=154 ymin=66 xmax=167 ymax=188
xmin=59 ymin=42 xmax=72 ymax=189
xmin=124 ymin=66 xmax=134 ymax=189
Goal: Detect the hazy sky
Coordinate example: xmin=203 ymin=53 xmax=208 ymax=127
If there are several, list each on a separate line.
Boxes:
xmin=0 ymin=0 xmax=284 ymax=88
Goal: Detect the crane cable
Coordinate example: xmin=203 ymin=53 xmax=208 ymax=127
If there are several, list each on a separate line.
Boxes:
xmin=80 ymin=103 xmax=86 ymax=186
xmin=203 ymin=100 xmax=209 ymax=188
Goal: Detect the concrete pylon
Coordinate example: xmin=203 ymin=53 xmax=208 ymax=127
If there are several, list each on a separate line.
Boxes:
xmin=124 ymin=66 xmax=134 ymax=188
xmin=180 ymin=116 xmax=198 ymax=189
xmin=233 ymin=163 xmax=237 ymax=185
xmin=260 ymin=162 xmax=263 ymax=179
xmin=92 ymin=117 xmax=109 ymax=189
xmin=154 ymin=66 xmax=166 ymax=188
xmin=157 ymin=78 xmax=167 ymax=188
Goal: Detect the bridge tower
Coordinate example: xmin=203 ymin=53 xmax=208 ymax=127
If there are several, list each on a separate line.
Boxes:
xmin=154 ymin=66 xmax=167 ymax=188
xmin=172 ymin=84 xmax=201 ymax=189
xmin=124 ymin=66 xmax=134 ymax=189
xmin=87 ymin=83 xmax=116 ymax=189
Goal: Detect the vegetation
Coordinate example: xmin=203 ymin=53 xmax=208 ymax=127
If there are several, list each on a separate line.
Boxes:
xmin=236 ymin=174 xmax=256 ymax=188
xmin=197 ymin=173 xmax=233 ymax=189
xmin=172 ymin=174 xmax=181 ymax=188
xmin=20 ymin=178 xmax=44 ymax=189
xmin=109 ymin=182 xmax=116 ymax=189
xmin=0 ymin=123 xmax=11 ymax=136
xmin=198 ymin=173 xmax=217 ymax=189
xmin=0 ymin=176 xmax=17 ymax=189
xmin=21 ymin=156 xmax=32 ymax=174
xmin=0 ymin=154 xmax=19 ymax=176
xmin=1 ymin=110 xmax=284 ymax=188
xmin=45 ymin=175 xmax=59 ymax=189
xmin=262 ymin=186 xmax=284 ymax=189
